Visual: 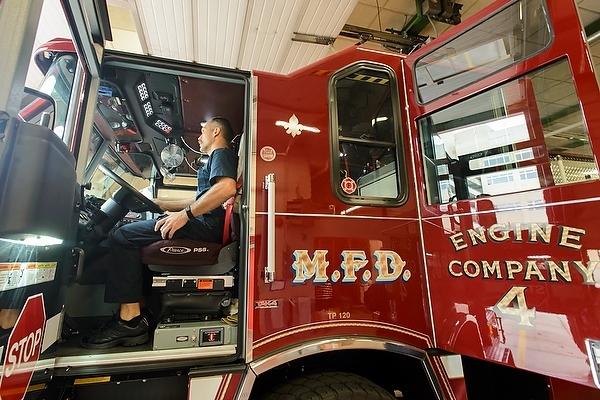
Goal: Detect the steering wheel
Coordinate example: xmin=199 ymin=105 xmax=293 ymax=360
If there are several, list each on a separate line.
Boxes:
xmin=99 ymin=164 xmax=163 ymax=214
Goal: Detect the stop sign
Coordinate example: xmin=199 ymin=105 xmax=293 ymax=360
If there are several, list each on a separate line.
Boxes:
xmin=0 ymin=294 xmax=45 ymax=400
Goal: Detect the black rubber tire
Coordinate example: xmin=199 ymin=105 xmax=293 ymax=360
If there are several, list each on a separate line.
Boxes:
xmin=260 ymin=372 xmax=396 ymax=400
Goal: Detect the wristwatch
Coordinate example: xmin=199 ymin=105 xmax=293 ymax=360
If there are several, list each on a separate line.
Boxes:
xmin=184 ymin=205 xmax=195 ymax=220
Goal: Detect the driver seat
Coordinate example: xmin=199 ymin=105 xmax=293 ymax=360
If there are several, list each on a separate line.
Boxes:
xmin=140 ymin=135 xmax=243 ymax=326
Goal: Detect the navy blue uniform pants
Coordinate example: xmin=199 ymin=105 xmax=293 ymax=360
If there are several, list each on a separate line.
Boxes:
xmin=104 ymin=218 xmax=222 ymax=304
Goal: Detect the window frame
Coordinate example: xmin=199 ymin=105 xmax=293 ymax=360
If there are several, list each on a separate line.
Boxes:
xmin=417 ymin=57 xmax=595 ymax=206
xmin=413 ymin=0 xmax=553 ymax=105
xmin=328 ymin=61 xmax=408 ymax=206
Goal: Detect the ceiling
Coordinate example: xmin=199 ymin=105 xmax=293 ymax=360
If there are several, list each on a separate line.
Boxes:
xmin=26 ymin=0 xmax=600 ymax=87
xmin=101 ymin=0 xmax=498 ymax=73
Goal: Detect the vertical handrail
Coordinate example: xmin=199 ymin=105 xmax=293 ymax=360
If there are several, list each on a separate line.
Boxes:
xmin=264 ymin=173 xmax=275 ymax=283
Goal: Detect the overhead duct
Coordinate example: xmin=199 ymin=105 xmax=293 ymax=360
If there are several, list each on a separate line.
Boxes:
xmin=339 ymin=24 xmax=428 ymax=54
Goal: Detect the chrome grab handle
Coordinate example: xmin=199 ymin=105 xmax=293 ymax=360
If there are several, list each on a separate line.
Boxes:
xmin=264 ymin=173 xmax=275 ymax=283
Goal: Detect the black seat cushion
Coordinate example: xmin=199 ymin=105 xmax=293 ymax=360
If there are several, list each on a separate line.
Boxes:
xmin=140 ymin=239 xmax=222 ymax=266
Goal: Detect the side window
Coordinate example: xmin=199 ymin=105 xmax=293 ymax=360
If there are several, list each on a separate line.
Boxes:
xmin=415 ymin=0 xmax=552 ymax=104
xmin=330 ymin=63 xmax=406 ymax=205
xmin=420 ymin=58 xmax=595 ymax=205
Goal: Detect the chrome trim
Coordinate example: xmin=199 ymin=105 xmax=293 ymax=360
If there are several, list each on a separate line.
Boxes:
xmin=251 ymin=337 xmax=425 ymax=374
xmin=237 ymin=366 xmax=258 ymax=400
xmin=422 ymin=194 xmax=600 ymax=219
xmin=0 ymin=357 xmax=56 ymax=377
xmin=401 ymin=59 xmax=437 ymax=347
xmin=249 ymin=336 xmax=443 ymax=399
xmin=264 ymin=173 xmax=276 ymax=283
xmin=246 ymin=74 xmax=259 ymax=363
xmin=255 ymin=211 xmax=416 ymax=221
xmin=586 ymin=339 xmax=600 ymax=388
xmin=53 ymin=345 xmax=236 ymax=369
xmin=63 ymin=60 xmax=84 ymax=148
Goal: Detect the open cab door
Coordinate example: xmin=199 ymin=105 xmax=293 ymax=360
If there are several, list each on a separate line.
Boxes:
xmin=0 ymin=0 xmax=251 ymax=396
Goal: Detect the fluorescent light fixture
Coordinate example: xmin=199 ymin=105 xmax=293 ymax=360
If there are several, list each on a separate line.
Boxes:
xmin=485 ymin=113 xmax=526 ymax=132
xmin=371 ymin=116 xmax=388 ymax=126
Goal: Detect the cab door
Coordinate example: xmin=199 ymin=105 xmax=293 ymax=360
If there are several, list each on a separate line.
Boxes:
xmin=0 ymin=0 xmax=108 ymax=381
xmin=404 ymin=0 xmax=600 ymax=390
xmin=250 ymin=47 xmax=433 ymax=361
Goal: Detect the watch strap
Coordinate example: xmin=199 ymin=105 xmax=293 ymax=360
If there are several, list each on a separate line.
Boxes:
xmin=185 ymin=205 xmax=195 ymax=220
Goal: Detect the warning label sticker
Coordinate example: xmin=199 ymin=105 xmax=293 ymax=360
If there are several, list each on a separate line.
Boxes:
xmin=0 ymin=262 xmax=57 ymax=291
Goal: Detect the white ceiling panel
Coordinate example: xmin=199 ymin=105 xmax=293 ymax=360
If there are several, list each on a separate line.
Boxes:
xmin=280 ymin=0 xmax=358 ymax=73
xmin=33 ymin=0 xmax=599 ymax=76
xmin=194 ymin=0 xmax=248 ymax=67
xmin=238 ymin=0 xmax=306 ymax=71
xmin=134 ymin=0 xmax=194 ymax=62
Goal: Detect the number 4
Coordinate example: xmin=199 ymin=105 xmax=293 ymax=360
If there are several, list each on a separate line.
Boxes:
xmin=494 ymin=286 xmax=536 ymax=329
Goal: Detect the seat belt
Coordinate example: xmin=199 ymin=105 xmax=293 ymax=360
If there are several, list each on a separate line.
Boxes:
xmin=222 ymin=176 xmax=243 ymax=245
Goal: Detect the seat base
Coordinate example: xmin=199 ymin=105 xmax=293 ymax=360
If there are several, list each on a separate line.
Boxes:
xmin=153 ymin=320 xmax=237 ymax=350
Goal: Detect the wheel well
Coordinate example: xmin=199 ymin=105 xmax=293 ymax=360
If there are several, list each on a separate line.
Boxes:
xmin=250 ymin=348 xmax=440 ymax=400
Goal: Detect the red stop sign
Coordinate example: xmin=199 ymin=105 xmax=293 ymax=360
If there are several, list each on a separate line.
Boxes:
xmin=0 ymin=294 xmax=46 ymax=400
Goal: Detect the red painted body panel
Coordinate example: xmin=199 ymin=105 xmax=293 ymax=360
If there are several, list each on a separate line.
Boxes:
xmin=251 ymin=48 xmax=431 ymax=359
xmin=251 ymin=0 xmax=600 ymax=392
xmin=402 ymin=0 xmax=600 ymax=389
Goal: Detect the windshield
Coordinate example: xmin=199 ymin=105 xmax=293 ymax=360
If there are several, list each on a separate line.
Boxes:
xmin=87 ymin=149 xmax=153 ymax=201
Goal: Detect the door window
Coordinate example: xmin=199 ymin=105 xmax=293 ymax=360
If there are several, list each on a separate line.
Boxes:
xmin=330 ymin=63 xmax=407 ymax=205
xmin=414 ymin=0 xmax=552 ymax=104
xmin=419 ymin=58 xmax=595 ymax=205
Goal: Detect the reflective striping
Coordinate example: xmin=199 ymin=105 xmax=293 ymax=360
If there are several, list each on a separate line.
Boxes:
xmin=440 ymin=354 xmax=464 ymax=379
xmin=349 ymin=74 xmax=389 ymax=85
xmin=188 ymin=375 xmax=223 ymax=400
xmin=74 ymin=376 xmax=111 ymax=385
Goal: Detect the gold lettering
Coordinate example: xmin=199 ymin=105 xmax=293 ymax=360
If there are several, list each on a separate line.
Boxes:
xmin=524 ymin=261 xmax=546 ymax=281
xmin=482 ymin=260 xmax=502 ymax=279
xmin=558 ymin=226 xmax=585 ymax=250
xmin=340 ymin=251 xmax=368 ymax=283
xmin=292 ymin=250 xmax=329 ymax=283
xmin=448 ymin=260 xmax=463 ymax=277
xmin=449 ymin=233 xmax=468 ymax=252
xmin=374 ymin=251 xmax=406 ymax=282
xmin=547 ymin=261 xmax=572 ymax=282
xmin=463 ymin=260 xmax=480 ymax=278
xmin=488 ymin=224 xmax=509 ymax=242
xmin=529 ymin=224 xmax=552 ymax=244
xmin=467 ymin=226 xmax=487 ymax=246
xmin=506 ymin=261 xmax=523 ymax=280
xmin=571 ymin=260 xmax=597 ymax=284
xmin=514 ymin=223 xmax=523 ymax=242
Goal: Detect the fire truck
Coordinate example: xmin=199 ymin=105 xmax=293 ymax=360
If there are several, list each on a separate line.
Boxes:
xmin=0 ymin=0 xmax=599 ymax=398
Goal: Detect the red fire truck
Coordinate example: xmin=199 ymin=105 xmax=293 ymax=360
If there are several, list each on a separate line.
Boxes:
xmin=0 ymin=0 xmax=599 ymax=398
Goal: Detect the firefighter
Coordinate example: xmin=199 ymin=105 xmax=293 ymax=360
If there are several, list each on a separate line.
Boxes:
xmin=81 ymin=117 xmax=238 ymax=349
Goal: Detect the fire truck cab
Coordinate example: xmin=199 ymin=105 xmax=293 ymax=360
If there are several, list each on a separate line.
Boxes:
xmin=1 ymin=0 xmax=600 ymax=399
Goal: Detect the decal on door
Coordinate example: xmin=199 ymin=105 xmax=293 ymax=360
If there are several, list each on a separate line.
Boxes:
xmin=445 ymin=223 xmax=596 ymax=329
xmin=259 ymin=146 xmax=276 ymax=162
xmin=340 ymin=177 xmax=357 ymax=195
xmin=0 ymin=262 xmax=57 ymax=291
xmin=275 ymin=114 xmax=320 ymax=138
xmin=291 ymin=250 xmax=408 ymax=284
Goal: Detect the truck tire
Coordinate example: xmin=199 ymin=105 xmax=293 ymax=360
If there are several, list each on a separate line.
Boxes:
xmin=260 ymin=372 xmax=396 ymax=400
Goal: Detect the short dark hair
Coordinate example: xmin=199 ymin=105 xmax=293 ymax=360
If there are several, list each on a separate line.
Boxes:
xmin=211 ymin=117 xmax=234 ymax=143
